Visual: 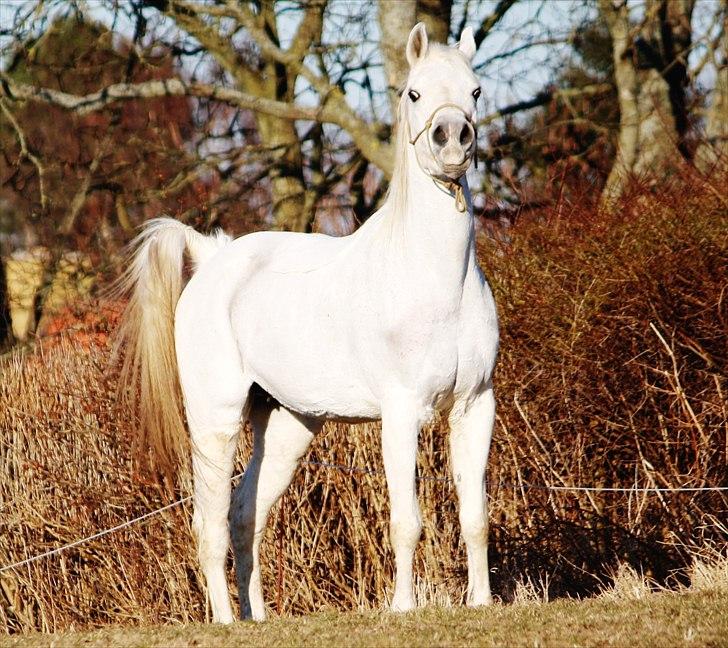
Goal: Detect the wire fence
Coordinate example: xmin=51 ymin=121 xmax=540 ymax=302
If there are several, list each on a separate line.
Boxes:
xmin=2 ymin=458 xmax=726 ymax=576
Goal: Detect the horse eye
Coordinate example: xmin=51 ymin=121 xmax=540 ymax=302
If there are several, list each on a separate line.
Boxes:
xmin=472 ymin=88 xmax=481 ymax=100
xmin=408 ymin=89 xmax=421 ymax=102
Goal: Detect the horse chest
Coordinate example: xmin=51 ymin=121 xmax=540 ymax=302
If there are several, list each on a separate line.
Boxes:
xmin=374 ymin=278 xmax=493 ymax=408
xmin=387 ymin=266 xmax=498 ymax=407
xmin=452 ymin=271 xmax=499 ymax=397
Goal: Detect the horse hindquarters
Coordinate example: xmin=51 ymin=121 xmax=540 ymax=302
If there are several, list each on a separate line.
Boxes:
xmin=114 ymin=217 xmax=241 ymax=622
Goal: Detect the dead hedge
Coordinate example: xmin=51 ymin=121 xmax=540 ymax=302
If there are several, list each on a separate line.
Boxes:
xmin=1 ymin=180 xmax=726 ymax=633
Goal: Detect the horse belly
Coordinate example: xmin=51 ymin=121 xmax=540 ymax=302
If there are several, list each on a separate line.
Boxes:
xmin=252 ymin=348 xmax=381 ymax=420
xmin=233 ymin=280 xmax=381 ymax=420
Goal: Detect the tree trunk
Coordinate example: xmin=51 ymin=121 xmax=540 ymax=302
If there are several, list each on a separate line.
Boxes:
xmin=0 ymin=258 xmax=13 ymax=348
xmin=632 ymin=67 xmax=679 ymax=178
xmin=379 ymin=0 xmax=417 ymax=119
xmin=256 ymin=112 xmax=309 ymax=231
xmin=254 ymin=2 xmax=311 ymax=231
xmin=599 ymin=0 xmax=694 ymax=208
xmin=661 ymin=0 xmax=693 ymax=155
xmin=696 ymin=2 xmax=728 ymax=172
xmin=417 ymin=0 xmax=453 ymax=44
xmin=600 ymin=0 xmax=640 ymax=208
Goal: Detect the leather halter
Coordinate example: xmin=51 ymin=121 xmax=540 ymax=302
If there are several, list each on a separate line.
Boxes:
xmin=407 ymin=102 xmax=477 ymax=213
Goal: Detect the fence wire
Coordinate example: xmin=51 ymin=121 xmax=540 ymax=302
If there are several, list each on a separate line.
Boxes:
xmin=2 ymin=459 xmax=726 ymax=575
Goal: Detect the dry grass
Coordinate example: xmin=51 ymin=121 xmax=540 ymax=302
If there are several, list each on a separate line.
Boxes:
xmin=685 ymin=546 xmax=728 ymax=593
xmin=1 ymin=179 xmax=726 ymax=634
xmin=599 ymin=563 xmax=653 ymax=601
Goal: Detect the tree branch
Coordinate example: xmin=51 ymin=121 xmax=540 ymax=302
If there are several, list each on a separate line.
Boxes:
xmin=60 ymin=135 xmax=113 ymax=235
xmin=478 ymin=83 xmax=613 ymax=127
xmin=0 ymin=97 xmax=48 ymax=215
xmin=473 ymin=0 xmax=519 ymax=49
xmin=163 ymin=1 xmax=260 ymax=92
xmin=0 ymin=74 xmax=321 ymax=121
xmin=217 ymin=1 xmax=393 ymax=174
xmin=288 ymin=0 xmax=326 ymax=62
xmin=476 ymin=36 xmax=572 ymax=71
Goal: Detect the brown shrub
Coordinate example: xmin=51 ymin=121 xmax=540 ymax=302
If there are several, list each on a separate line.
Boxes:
xmin=1 ymin=180 xmax=726 ymax=633
xmin=478 ymin=176 xmax=727 ymax=598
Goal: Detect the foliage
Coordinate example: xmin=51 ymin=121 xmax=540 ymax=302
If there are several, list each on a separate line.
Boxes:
xmin=483 ymin=16 xmax=618 ymax=204
xmin=0 ymin=16 xmax=265 ymax=257
xmin=479 ymin=171 xmax=727 ymax=593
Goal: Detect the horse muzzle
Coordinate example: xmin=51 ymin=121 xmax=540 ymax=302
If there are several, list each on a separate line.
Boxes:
xmin=428 ymin=110 xmax=475 ymax=179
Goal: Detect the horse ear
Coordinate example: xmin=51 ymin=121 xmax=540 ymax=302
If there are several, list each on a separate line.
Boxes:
xmin=458 ymin=26 xmax=476 ymax=61
xmin=406 ymin=22 xmax=429 ymax=67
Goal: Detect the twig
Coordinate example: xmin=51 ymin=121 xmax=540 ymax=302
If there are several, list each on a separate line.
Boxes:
xmin=0 ymin=97 xmax=48 ymax=215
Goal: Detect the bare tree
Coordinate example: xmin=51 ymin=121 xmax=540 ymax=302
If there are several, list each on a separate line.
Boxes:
xmin=379 ymin=1 xmax=417 ymax=116
xmin=1 ymin=0 xmax=523 ymax=234
xmin=1 ymin=0 xmax=722 ymax=239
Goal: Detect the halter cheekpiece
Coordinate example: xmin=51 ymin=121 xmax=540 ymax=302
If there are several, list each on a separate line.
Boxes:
xmin=407 ymin=102 xmax=478 ymax=213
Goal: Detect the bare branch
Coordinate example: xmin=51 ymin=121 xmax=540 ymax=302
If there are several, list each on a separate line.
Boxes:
xmin=60 ymin=136 xmax=113 ymax=235
xmin=476 ymin=36 xmax=573 ymax=71
xmin=478 ymin=83 xmax=613 ymax=127
xmin=0 ymin=97 xmax=48 ymax=215
xmin=289 ymin=0 xmax=326 ymax=62
xmin=473 ymin=0 xmax=519 ymax=49
xmin=215 ymin=1 xmax=393 ymax=174
xmin=0 ymin=74 xmax=320 ymax=121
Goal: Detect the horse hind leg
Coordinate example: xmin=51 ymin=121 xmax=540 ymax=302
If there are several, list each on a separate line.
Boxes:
xmin=177 ymin=310 xmax=252 ymax=623
xmin=229 ymin=397 xmax=318 ymax=621
xmin=186 ymin=391 xmax=250 ymax=624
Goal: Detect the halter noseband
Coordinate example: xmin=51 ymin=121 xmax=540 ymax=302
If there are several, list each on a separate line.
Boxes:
xmin=407 ymin=102 xmax=478 ymax=213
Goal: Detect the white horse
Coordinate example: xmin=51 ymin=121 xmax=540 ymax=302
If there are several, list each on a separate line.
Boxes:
xmin=116 ymin=23 xmax=498 ymax=623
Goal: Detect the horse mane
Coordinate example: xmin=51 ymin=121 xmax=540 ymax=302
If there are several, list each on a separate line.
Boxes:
xmin=382 ymin=94 xmax=411 ymax=224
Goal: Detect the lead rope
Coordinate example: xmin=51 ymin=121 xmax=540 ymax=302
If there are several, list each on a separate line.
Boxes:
xmin=407 ymin=102 xmax=475 ymax=213
xmin=433 ymin=177 xmax=467 ymax=212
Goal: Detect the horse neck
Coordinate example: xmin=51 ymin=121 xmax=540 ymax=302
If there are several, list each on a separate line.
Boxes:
xmin=381 ymin=143 xmax=475 ymax=282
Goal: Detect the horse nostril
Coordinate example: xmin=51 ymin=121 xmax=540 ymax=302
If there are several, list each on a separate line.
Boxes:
xmin=460 ymin=124 xmax=473 ymax=146
xmin=432 ymin=124 xmax=448 ymax=147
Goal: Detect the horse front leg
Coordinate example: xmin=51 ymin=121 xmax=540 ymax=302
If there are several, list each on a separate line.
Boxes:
xmin=448 ymin=384 xmax=495 ymax=606
xmin=381 ymin=402 xmax=423 ymax=612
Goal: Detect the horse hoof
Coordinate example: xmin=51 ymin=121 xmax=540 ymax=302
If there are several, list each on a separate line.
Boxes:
xmin=390 ymin=597 xmax=416 ymax=613
xmin=467 ymin=594 xmax=493 ymax=608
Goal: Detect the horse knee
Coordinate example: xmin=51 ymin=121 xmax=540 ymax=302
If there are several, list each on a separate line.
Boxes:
xmin=190 ymin=419 xmax=241 ymax=450
xmin=390 ymin=512 xmax=422 ymax=550
xmin=459 ymin=509 xmax=488 ymax=546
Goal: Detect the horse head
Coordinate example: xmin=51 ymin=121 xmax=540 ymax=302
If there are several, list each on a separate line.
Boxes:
xmin=402 ymin=23 xmax=481 ymax=182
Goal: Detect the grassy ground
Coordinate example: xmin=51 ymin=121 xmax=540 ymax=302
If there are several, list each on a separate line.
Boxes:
xmin=3 ymin=590 xmax=727 ymax=648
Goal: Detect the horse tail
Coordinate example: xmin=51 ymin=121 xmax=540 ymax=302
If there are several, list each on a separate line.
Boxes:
xmin=113 ymin=217 xmax=232 ymax=477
